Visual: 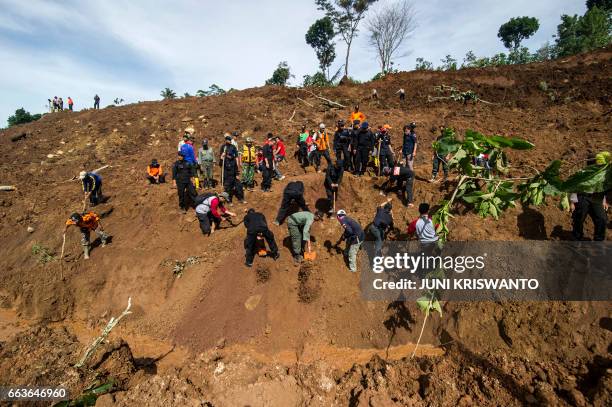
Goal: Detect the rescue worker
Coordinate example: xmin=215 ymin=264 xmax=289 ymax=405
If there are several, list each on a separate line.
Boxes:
xmin=570 ymin=155 xmax=609 ymax=241
xmin=179 ymin=135 xmax=197 ymax=166
xmin=355 ymin=122 xmax=375 ymax=176
xmin=297 ymin=126 xmax=309 ymax=167
xmin=273 ymin=136 xmax=286 ymax=180
xmin=407 ymin=203 xmax=440 ymax=244
xmin=93 ymin=94 xmax=100 ymax=109
xmin=197 ymin=139 xmax=216 ymax=189
xmin=396 ymin=88 xmax=405 ymax=101
xmin=402 ymin=122 xmax=418 ymax=170
xmin=243 ymin=208 xmax=280 ymax=267
xmin=67 ymin=96 xmax=74 ymax=111
xmin=315 ymin=123 xmax=332 ymax=171
xmin=64 ymin=212 xmax=109 ymax=260
xmin=274 ymin=181 xmax=310 ymax=225
xmin=350 ymin=120 xmax=361 ymax=172
xmin=287 ymin=210 xmax=316 ymax=263
xmin=195 ymin=192 xmax=236 ymax=235
xmin=241 ymin=137 xmax=257 ymax=190
xmin=324 ymin=160 xmax=344 ymax=214
xmin=381 ymin=165 xmax=415 ymax=207
xmin=349 ymin=104 xmax=366 ymax=124
xmin=336 ymin=210 xmax=365 ymax=272
xmin=146 ymin=159 xmax=166 ymax=184
xmin=333 ymin=120 xmax=352 ymax=170
xmin=431 ymin=125 xmax=450 ymax=183
xmin=377 ymin=124 xmax=395 ymax=173
xmin=220 ymin=135 xmax=244 ymax=203
xmin=261 ymin=135 xmax=275 ymax=192
xmin=369 ymin=199 xmax=394 ymax=257
xmin=79 ymin=171 xmax=103 ymax=206
xmin=172 ymin=151 xmax=197 ymax=213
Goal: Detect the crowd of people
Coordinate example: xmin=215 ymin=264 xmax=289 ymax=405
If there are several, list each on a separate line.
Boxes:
xmin=46 ymin=94 xmax=102 ymax=113
xmin=62 ymin=103 xmax=607 ymax=272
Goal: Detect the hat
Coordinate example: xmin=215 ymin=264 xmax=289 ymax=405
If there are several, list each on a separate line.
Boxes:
xmin=336 ymin=209 xmax=347 ymax=217
xmin=70 ymin=212 xmax=82 ymax=222
xmin=382 ymin=124 xmax=392 ymax=130
xmin=224 ymin=135 xmax=232 ymax=141
xmin=219 ymin=192 xmax=230 ymax=201
xmin=408 ymin=122 xmax=417 ymax=129
xmin=353 ymin=119 xmax=361 ymax=126
xmin=79 ymin=171 xmax=87 ymax=180
xmin=184 ymin=126 xmax=195 ymax=134
xmin=319 ymin=123 xmax=326 ymax=129
xmin=232 ymin=131 xmax=240 ymax=137
xmin=246 ymin=137 xmax=253 ymax=143
xmin=151 ymin=158 xmax=158 ymax=165
xmin=361 ymin=122 xmax=369 ymax=129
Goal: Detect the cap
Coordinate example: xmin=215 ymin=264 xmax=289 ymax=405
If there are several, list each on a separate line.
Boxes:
xmin=79 ymin=171 xmax=87 ymax=179
xmin=336 ymin=209 xmax=346 ymax=217
xmin=151 ymin=159 xmax=158 ymax=165
xmin=319 ymin=123 xmax=326 ymax=129
xmin=219 ymin=192 xmax=230 ymax=201
xmin=382 ymin=124 xmax=392 ymax=130
xmin=361 ymin=122 xmax=369 ymax=129
xmin=232 ymin=131 xmax=240 ymax=137
xmin=408 ymin=122 xmax=417 ymax=129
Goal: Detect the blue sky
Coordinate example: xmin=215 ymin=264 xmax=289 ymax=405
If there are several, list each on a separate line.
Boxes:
xmin=0 ymin=0 xmax=586 ymax=126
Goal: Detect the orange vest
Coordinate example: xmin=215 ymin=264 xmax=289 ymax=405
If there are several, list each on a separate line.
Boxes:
xmin=66 ymin=212 xmax=100 ymax=230
xmin=315 ymin=131 xmax=330 ymax=151
xmin=350 ymin=111 xmax=366 ymax=123
xmin=147 ymin=165 xmax=162 ymax=177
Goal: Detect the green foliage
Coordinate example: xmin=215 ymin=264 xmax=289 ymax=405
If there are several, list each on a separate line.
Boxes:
xmin=498 ymin=16 xmax=540 ymax=50
xmin=7 ymin=108 xmax=41 ymax=127
xmin=160 ymin=88 xmax=176 ymax=99
xmin=587 ymin=0 xmax=612 ymax=11
xmin=432 ymin=200 xmax=453 ymax=242
xmin=555 ymin=7 xmax=612 ymax=57
xmin=518 ymin=161 xmax=567 ymax=209
xmin=32 ymin=243 xmax=56 ymax=264
xmin=415 ymin=57 xmax=433 ymax=70
xmin=532 ymin=42 xmax=556 ymax=61
xmin=183 ymin=92 xmax=191 ymax=98
xmin=113 ymin=98 xmax=124 ymax=105
xmin=303 ymin=71 xmax=333 ymax=87
xmin=306 ymin=17 xmax=336 ymax=79
xmin=559 ymin=160 xmax=612 ymax=194
xmin=196 ymin=84 xmax=226 ymax=97
xmin=54 ymin=381 xmax=114 ymax=407
xmin=265 ymin=61 xmax=293 ymax=86
xmin=438 ymin=55 xmax=457 ymax=71
xmin=508 ymin=46 xmax=532 ymax=64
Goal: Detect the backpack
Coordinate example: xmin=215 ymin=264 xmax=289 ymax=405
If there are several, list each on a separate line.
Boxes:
xmin=194 ymin=192 xmax=217 ymax=206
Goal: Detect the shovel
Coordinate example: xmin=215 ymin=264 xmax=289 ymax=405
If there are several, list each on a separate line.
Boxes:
xmin=304 ymin=241 xmax=317 ymax=261
xmin=59 ymin=233 xmax=66 ymax=280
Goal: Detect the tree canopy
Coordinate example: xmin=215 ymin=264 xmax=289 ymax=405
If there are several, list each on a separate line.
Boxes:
xmin=265 ymin=61 xmax=293 ymax=86
xmin=7 ymin=108 xmax=41 ymax=127
xmin=497 ymin=16 xmax=540 ymax=50
xmin=305 ymin=17 xmax=336 ymax=80
xmin=160 ymin=88 xmax=176 ymax=99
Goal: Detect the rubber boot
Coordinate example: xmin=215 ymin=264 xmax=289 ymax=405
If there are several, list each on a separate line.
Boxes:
xmin=83 ymin=245 xmax=90 ymax=260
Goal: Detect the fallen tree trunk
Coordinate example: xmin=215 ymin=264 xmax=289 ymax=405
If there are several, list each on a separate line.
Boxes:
xmin=0 ymin=186 xmax=16 ymax=191
xmin=302 ymin=90 xmax=346 ymax=108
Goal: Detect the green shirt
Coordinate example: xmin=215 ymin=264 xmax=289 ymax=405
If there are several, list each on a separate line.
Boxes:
xmin=288 ymin=211 xmax=314 ymax=241
xmin=299 ymin=132 xmax=308 ymax=143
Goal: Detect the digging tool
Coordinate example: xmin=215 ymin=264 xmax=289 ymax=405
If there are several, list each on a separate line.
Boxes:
xmin=221 ymin=155 xmax=226 ymax=186
xmin=304 ymin=240 xmax=316 ymax=261
xmin=377 ymin=139 xmax=382 ymax=176
xmin=59 ymin=233 xmax=66 ymax=280
xmin=333 ymin=190 xmax=336 ymax=213
xmin=82 ymin=195 xmax=88 ymax=213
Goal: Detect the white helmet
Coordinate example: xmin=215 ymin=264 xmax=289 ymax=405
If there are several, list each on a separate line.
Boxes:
xmin=336 ymin=209 xmax=346 ymax=217
xmin=79 ymin=171 xmax=87 ymax=180
xmin=319 ymin=123 xmax=326 ymax=129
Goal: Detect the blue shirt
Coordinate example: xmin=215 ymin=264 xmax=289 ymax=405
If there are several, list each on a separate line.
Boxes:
xmin=402 ymin=132 xmax=417 ymax=155
xmin=180 ymin=143 xmax=197 ymax=164
xmin=340 ymin=216 xmax=365 ymax=243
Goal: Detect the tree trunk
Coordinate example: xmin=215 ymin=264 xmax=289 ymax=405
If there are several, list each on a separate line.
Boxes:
xmin=344 ymin=40 xmax=352 ymax=78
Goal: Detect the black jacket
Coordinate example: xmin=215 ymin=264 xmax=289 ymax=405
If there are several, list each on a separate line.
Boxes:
xmin=333 ymin=129 xmax=351 ymax=149
xmin=262 ymin=143 xmax=274 ymax=167
xmin=284 ymin=181 xmax=305 ymax=196
xmin=373 ymin=207 xmax=393 ymax=231
xmin=377 ymin=133 xmax=392 ymax=152
xmin=325 ymin=165 xmax=344 ymax=188
xmin=356 ymin=129 xmax=375 ymax=149
xmin=244 ymin=211 xmax=269 ymax=234
xmin=172 ymin=160 xmax=195 ymax=182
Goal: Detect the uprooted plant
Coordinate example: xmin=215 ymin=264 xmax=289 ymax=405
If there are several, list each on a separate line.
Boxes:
xmin=428 ymin=85 xmax=496 ymax=105
xmin=411 ymin=266 xmax=444 ymax=359
xmin=32 ymin=243 xmax=56 ymax=264
xmin=431 ymin=128 xmax=612 ymax=241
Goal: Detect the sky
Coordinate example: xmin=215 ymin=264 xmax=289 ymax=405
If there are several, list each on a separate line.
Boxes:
xmin=0 ymin=0 xmax=587 ymax=126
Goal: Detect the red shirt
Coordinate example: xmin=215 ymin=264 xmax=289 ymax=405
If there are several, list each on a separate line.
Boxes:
xmin=275 ymin=141 xmax=286 ymax=157
xmin=210 ymin=197 xmax=227 ymax=219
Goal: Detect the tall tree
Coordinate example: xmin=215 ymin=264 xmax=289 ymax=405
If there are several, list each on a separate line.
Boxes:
xmin=555 ymin=7 xmax=611 ymax=57
xmin=316 ymin=0 xmax=378 ymax=78
xmin=586 ymin=0 xmax=612 ymax=11
xmin=497 ymin=16 xmax=540 ymax=50
xmin=366 ymin=0 xmax=416 ymax=74
xmin=306 ymin=17 xmax=337 ymax=80
xmin=265 ymin=61 xmax=293 ymax=86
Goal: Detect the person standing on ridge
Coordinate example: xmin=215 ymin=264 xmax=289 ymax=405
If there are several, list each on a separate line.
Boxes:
xmin=396 ymin=88 xmax=405 ymax=101
xmin=64 ymin=212 xmax=110 ymax=260
xmin=408 ymin=203 xmax=440 ymax=245
xmin=197 ymin=138 xmax=216 ymax=189
xmin=172 ymin=151 xmax=197 ymax=213
xmin=377 ymin=124 xmax=395 ymax=173
xmin=355 ymin=122 xmax=375 ymax=176
xmin=67 ymin=96 xmax=74 ymax=111
xmin=402 ymin=122 xmax=418 ymax=170
xmin=431 ymin=125 xmax=450 ymax=183
xmin=93 ymin=94 xmax=100 ymax=109
xmin=296 ymin=125 xmax=310 ymax=168
xmin=273 ymin=136 xmax=286 ymax=180
xmin=335 ymin=210 xmax=365 ymax=272
xmin=315 ymin=123 xmax=332 ymax=172
xmin=261 ymin=134 xmax=275 ymax=192
xmin=333 ymin=120 xmax=352 ymax=170
xmin=243 ymin=208 xmax=279 ymax=267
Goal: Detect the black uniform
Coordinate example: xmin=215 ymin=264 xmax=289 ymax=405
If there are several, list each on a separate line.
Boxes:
xmin=244 ymin=211 xmax=279 ymax=265
xmin=261 ymin=143 xmax=274 ymax=191
xmin=334 ymin=128 xmax=352 ymax=171
xmin=324 ymin=163 xmax=344 ymax=209
xmin=382 ymin=166 xmax=414 ymax=205
xmin=275 ymin=181 xmax=310 ymax=224
xmin=220 ymin=144 xmax=243 ymax=202
xmin=370 ymin=206 xmax=394 ymax=256
xmin=572 ymin=192 xmax=608 ymax=241
xmin=377 ymin=132 xmax=395 ymax=171
xmin=355 ymin=128 xmax=374 ymax=175
xmin=172 ymin=159 xmax=197 ymax=210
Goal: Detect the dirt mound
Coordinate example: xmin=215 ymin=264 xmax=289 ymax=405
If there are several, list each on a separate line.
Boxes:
xmin=0 ymin=47 xmax=611 ymax=405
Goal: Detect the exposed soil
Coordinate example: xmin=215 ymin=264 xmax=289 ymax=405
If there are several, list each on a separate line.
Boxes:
xmin=0 ymin=47 xmax=611 ymax=406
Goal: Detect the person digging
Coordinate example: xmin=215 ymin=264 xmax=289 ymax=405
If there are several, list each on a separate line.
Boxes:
xmin=64 ymin=212 xmax=110 ymax=260
xmin=287 ymin=210 xmax=320 ymax=263
xmin=243 ymin=208 xmax=279 ymax=267
xmin=324 ymin=159 xmax=344 ymax=215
